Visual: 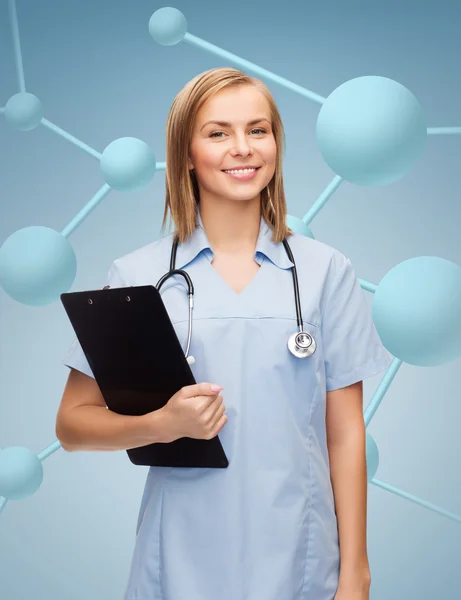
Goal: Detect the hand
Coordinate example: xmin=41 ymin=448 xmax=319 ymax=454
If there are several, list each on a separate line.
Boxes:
xmin=159 ymin=382 xmax=227 ymax=443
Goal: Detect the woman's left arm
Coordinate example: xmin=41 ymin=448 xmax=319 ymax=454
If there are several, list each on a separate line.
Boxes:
xmin=326 ymin=380 xmax=372 ymax=598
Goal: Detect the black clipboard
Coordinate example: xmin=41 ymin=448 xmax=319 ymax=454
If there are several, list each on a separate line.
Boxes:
xmin=60 ymin=285 xmax=229 ymax=469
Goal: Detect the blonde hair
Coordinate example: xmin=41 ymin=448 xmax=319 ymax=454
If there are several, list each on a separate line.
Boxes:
xmin=161 ymin=67 xmax=293 ymax=244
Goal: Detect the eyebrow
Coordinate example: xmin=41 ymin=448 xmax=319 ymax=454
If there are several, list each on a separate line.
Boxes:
xmin=200 ymin=118 xmax=271 ymax=131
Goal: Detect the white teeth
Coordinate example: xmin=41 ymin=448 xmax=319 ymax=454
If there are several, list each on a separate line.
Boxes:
xmin=224 ymin=168 xmax=256 ymax=174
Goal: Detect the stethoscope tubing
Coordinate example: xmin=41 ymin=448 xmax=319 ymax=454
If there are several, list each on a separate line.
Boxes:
xmin=156 ymin=234 xmax=315 ymax=360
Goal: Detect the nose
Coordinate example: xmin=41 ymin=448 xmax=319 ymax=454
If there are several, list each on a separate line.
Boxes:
xmin=230 ymin=132 xmax=253 ymax=157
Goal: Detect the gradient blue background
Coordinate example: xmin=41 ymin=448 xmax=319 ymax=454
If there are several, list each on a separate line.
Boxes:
xmin=1 ymin=1 xmax=460 ymax=599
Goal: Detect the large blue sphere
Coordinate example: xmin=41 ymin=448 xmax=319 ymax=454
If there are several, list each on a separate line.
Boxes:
xmin=149 ymin=7 xmax=188 ymax=46
xmin=0 ymin=447 xmax=43 ymax=500
xmin=286 ymin=215 xmax=315 ymax=239
xmin=100 ymin=137 xmax=157 ymax=192
xmin=0 ymin=226 xmax=77 ymax=306
xmin=366 ymin=433 xmax=379 ymax=482
xmin=4 ymin=92 xmax=43 ymax=131
xmin=316 ymin=76 xmax=427 ymax=186
xmin=372 ymin=256 xmax=461 ymax=366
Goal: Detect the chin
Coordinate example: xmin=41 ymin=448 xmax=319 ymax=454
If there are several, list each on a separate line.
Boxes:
xmin=228 ymin=190 xmax=263 ymax=202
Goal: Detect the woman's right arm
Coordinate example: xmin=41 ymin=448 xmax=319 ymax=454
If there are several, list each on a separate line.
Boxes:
xmin=55 ymin=368 xmax=168 ymax=452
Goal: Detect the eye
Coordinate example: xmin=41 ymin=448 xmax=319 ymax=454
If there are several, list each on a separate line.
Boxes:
xmin=209 ymin=128 xmax=267 ymax=138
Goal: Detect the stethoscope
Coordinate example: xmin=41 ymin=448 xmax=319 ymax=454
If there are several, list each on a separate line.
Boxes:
xmin=155 ymin=235 xmax=316 ymax=365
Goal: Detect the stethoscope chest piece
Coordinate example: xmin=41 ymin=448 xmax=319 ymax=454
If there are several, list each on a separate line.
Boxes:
xmin=288 ymin=330 xmax=316 ymax=359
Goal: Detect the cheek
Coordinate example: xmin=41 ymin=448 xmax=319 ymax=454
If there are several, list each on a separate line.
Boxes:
xmin=264 ymin=138 xmax=277 ymax=164
xmin=192 ymin=143 xmax=221 ymax=171
xmin=260 ymin=140 xmax=277 ymax=181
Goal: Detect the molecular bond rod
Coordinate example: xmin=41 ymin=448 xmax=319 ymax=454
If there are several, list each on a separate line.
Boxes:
xmin=8 ymin=0 xmax=25 ymax=93
xmin=301 ymin=174 xmax=344 ymax=226
xmin=359 ymin=279 xmax=378 ymax=293
xmin=371 ymin=477 xmax=461 ymax=524
xmin=37 ymin=440 xmax=62 ymax=462
xmin=41 ymin=118 xmax=102 ymax=160
xmin=364 ymin=358 xmax=403 ymax=427
xmin=183 ymin=32 xmax=327 ymax=105
xmin=427 ymin=127 xmax=461 ymax=135
xmin=61 ymin=184 xmax=112 ymax=238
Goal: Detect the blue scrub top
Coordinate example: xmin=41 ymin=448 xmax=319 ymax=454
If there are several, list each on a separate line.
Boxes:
xmin=62 ymin=211 xmax=392 ymax=600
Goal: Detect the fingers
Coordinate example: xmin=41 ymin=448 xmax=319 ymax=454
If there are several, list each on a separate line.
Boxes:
xmin=202 ymin=397 xmax=226 ymax=425
xmin=177 ymin=383 xmax=228 ymax=440
xmin=201 ymin=399 xmax=226 ymax=440
xmin=181 ymin=383 xmax=224 ymax=413
xmin=182 ymin=382 xmax=223 ymax=399
xmin=206 ymin=414 xmax=228 ymax=440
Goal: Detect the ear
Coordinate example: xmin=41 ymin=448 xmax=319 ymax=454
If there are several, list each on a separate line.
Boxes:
xmin=188 ymin=157 xmax=194 ymax=171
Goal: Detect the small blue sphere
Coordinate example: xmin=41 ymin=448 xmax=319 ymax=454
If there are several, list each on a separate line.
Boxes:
xmin=0 ymin=226 xmax=77 ymax=306
xmin=286 ymin=215 xmax=315 ymax=239
xmin=4 ymin=92 xmax=43 ymax=131
xmin=149 ymin=7 xmax=188 ymax=46
xmin=100 ymin=137 xmax=157 ymax=192
xmin=0 ymin=446 xmax=43 ymax=500
xmin=372 ymin=256 xmax=461 ymax=366
xmin=366 ymin=433 xmax=379 ymax=482
xmin=316 ymin=76 xmax=427 ymax=186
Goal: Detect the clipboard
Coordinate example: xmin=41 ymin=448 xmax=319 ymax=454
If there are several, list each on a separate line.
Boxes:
xmin=60 ymin=284 xmax=229 ymax=469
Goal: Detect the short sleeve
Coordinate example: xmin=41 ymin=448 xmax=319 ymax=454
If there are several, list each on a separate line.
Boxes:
xmin=61 ymin=260 xmax=126 ymax=379
xmin=321 ymin=256 xmax=392 ymax=392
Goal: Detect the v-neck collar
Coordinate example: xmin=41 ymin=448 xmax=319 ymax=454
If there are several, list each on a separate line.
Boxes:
xmin=173 ymin=207 xmax=294 ymax=272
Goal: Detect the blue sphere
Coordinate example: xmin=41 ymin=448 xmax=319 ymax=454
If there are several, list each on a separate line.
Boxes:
xmin=0 ymin=226 xmax=77 ymax=306
xmin=286 ymin=215 xmax=315 ymax=239
xmin=100 ymin=137 xmax=157 ymax=192
xmin=149 ymin=7 xmax=188 ymax=46
xmin=316 ymin=76 xmax=427 ymax=186
xmin=4 ymin=92 xmax=43 ymax=131
xmin=0 ymin=446 xmax=43 ymax=500
xmin=366 ymin=433 xmax=379 ymax=482
xmin=372 ymin=256 xmax=461 ymax=366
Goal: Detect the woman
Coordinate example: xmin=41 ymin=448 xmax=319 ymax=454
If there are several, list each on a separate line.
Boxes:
xmin=57 ymin=67 xmax=391 ymax=600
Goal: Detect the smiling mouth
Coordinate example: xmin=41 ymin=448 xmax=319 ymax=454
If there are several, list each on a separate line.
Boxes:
xmin=221 ymin=167 xmax=261 ymax=180
xmin=222 ymin=167 xmax=260 ymax=174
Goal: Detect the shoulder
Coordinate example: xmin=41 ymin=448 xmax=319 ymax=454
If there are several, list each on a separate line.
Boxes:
xmin=287 ymin=232 xmax=349 ymax=280
xmin=287 ymin=234 xmax=359 ymax=323
xmin=110 ymin=232 xmax=175 ymax=285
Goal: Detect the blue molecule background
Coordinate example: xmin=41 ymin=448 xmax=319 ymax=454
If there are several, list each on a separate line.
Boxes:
xmin=372 ymin=256 xmax=461 ymax=367
xmin=0 ymin=1 xmax=460 ymax=600
xmin=316 ymin=76 xmax=428 ymax=186
xmin=4 ymin=92 xmax=43 ymax=131
xmin=0 ymin=226 xmax=77 ymax=305
xmin=0 ymin=447 xmax=43 ymax=500
xmin=100 ymin=137 xmax=157 ymax=192
xmin=148 ymin=6 xmax=188 ymax=46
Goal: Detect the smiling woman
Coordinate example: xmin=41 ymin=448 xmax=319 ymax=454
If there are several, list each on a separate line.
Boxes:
xmin=187 ymin=85 xmax=277 ymax=244
xmin=59 ymin=66 xmax=390 ymax=600
xmin=161 ymin=67 xmax=291 ymax=246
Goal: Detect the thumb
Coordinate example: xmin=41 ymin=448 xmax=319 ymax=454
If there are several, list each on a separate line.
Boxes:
xmin=181 ymin=382 xmax=224 ymax=398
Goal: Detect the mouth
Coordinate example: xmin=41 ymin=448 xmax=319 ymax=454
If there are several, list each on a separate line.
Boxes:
xmin=221 ymin=166 xmax=261 ymax=181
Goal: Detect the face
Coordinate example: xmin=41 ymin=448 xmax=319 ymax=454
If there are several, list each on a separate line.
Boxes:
xmin=188 ymin=84 xmax=277 ymax=205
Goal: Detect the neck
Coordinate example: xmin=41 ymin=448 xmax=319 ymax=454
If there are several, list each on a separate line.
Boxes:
xmin=199 ymin=197 xmax=262 ymax=254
